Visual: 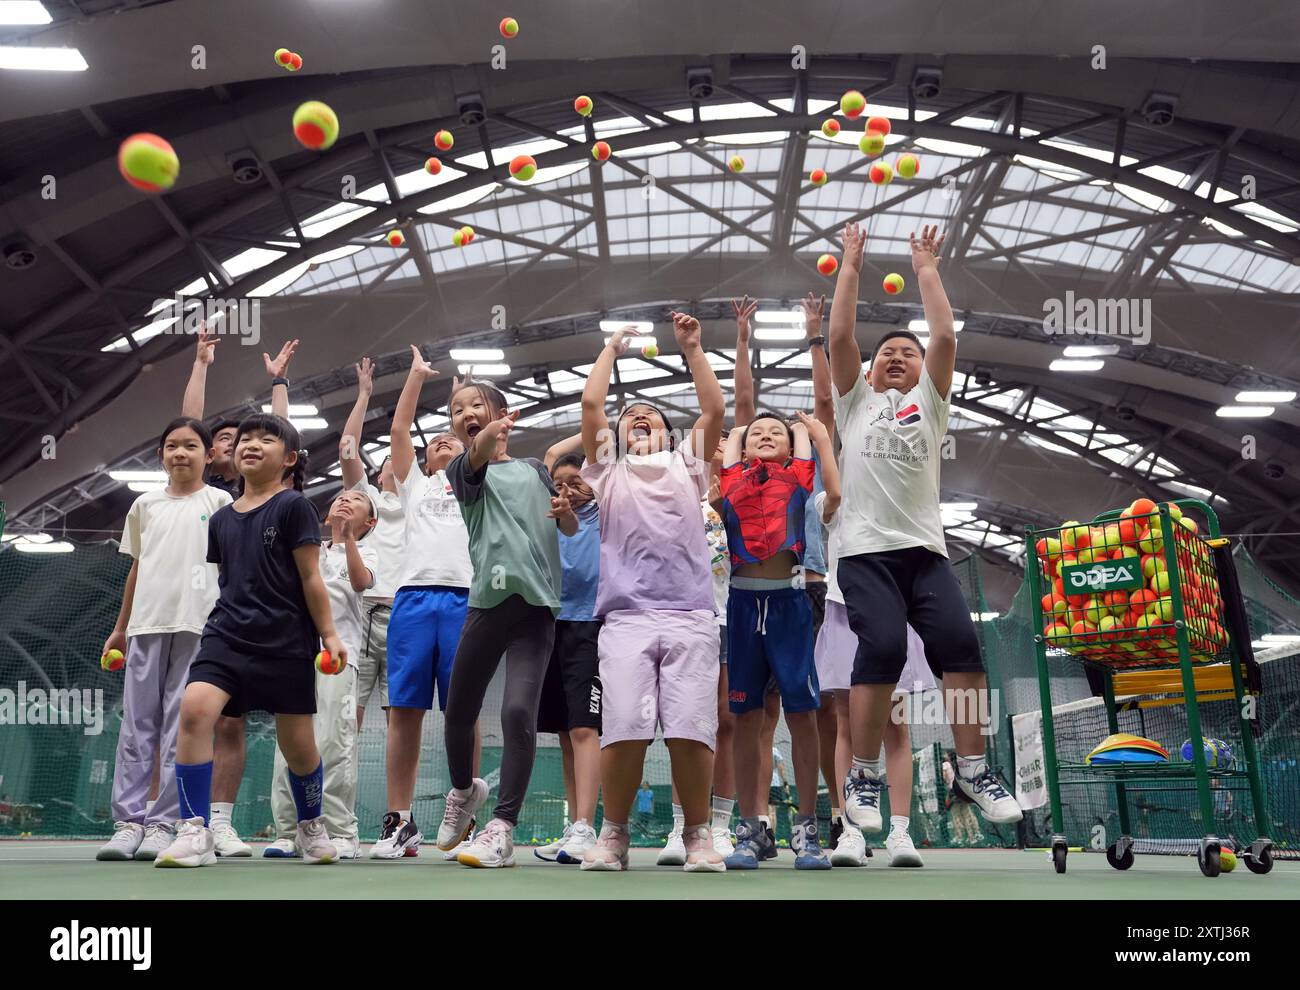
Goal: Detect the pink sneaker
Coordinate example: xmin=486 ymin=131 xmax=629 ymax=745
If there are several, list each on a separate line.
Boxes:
xmin=683 ymin=824 xmax=726 ymax=873
xmin=580 ymin=822 xmax=629 ymax=872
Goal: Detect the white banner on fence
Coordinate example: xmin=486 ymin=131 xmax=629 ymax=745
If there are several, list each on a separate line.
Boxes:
xmin=915 ymin=745 xmax=939 ymax=814
xmin=1011 ymin=710 xmax=1048 ymax=810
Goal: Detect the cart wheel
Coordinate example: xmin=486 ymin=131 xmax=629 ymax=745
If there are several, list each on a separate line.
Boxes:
xmin=1197 ymin=839 xmax=1221 ymax=878
xmin=1106 ymin=842 xmax=1134 ymax=871
xmin=1243 ymin=846 xmax=1273 ymax=876
xmin=1051 ymin=837 xmax=1068 ymax=874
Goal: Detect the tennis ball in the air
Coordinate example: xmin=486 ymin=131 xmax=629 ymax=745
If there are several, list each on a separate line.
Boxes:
xmin=386 ymin=230 xmax=405 ymax=247
xmin=817 ymin=254 xmax=838 ymax=276
xmin=118 ymin=133 xmax=179 ymax=193
xmin=435 ymin=129 xmax=454 ymax=151
xmin=315 ymin=650 xmax=343 ymax=675
xmin=287 ymin=53 xmax=303 ymax=71
xmin=821 ymin=118 xmax=840 ymax=138
xmin=101 ymin=649 xmax=125 ymax=672
xmin=641 ymin=342 xmax=659 ymax=359
xmin=840 ymin=90 xmax=866 ymax=118
xmin=499 ymin=17 xmax=519 ymax=38
xmin=728 ymin=155 xmax=745 ymax=173
xmin=869 ymin=160 xmax=894 ymax=185
xmin=425 ymin=156 xmax=442 ymax=175
xmin=810 ymin=168 xmax=828 ymax=186
xmin=275 ymin=48 xmax=293 ymax=66
xmin=883 ymin=273 xmax=905 ymax=294
xmin=859 ymin=131 xmax=886 ymax=156
xmin=865 ymin=115 xmax=892 ymax=136
xmin=509 ymin=154 xmax=537 ymax=181
xmin=452 ymin=225 xmax=475 ymax=246
xmin=574 ymin=95 xmax=593 ymax=117
xmin=293 ymin=101 xmax=339 ymax=150
xmin=896 ymin=153 xmax=919 ymax=178
xmin=591 ymin=140 xmax=611 ymax=161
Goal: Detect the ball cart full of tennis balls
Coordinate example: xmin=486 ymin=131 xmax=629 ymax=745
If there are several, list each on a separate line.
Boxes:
xmin=1025 ymin=498 xmax=1274 ymax=877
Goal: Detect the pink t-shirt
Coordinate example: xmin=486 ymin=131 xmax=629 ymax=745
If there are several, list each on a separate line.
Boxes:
xmin=581 ymin=441 xmax=714 ymax=616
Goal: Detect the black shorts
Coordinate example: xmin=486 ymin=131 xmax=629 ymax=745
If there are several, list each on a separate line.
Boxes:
xmin=537 ymin=620 xmax=602 ymax=733
xmin=838 ymin=546 xmax=984 ymax=685
xmin=188 ymin=634 xmax=317 ymax=717
xmin=805 ymin=580 xmax=827 ymax=638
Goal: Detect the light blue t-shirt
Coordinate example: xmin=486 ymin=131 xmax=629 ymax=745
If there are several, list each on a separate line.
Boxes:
xmin=558 ymin=500 xmax=601 ymax=622
xmin=803 ymin=450 xmax=827 ymax=577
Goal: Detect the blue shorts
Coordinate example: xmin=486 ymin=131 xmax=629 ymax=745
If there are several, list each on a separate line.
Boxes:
xmin=387 ymin=585 xmax=469 ymax=711
xmin=725 ymin=585 xmax=819 ymax=715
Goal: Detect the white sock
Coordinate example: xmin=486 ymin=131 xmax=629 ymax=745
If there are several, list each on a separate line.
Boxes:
xmin=711 ymin=796 xmax=734 ymax=830
xmin=671 ymin=803 xmax=685 ymax=832
xmin=210 ymin=802 xmax=233 ymax=827
xmin=851 ymin=756 xmax=882 ymax=777
xmin=957 ymin=755 xmax=987 ymax=780
xmin=397 ymin=808 xmax=412 ymax=821
xmin=758 ymin=815 xmax=771 ymax=829
xmin=890 ymin=815 xmax=909 ymax=834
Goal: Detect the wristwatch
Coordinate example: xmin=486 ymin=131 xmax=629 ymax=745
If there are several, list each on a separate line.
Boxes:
xmin=272 ymin=376 xmax=290 ymax=388
xmin=806 ymin=335 xmax=826 ymax=351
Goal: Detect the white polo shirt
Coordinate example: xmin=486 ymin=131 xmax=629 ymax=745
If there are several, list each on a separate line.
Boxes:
xmin=394 ymin=463 xmax=472 ymax=590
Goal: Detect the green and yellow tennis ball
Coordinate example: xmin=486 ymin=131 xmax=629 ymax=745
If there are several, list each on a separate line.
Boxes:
xmin=859 ymin=131 xmax=885 ymax=156
xmin=435 ymin=129 xmax=454 ymax=151
xmin=591 ymin=140 xmax=611 ymax=161
xmin=810 ymin=167 xmax=828 ymax=187
xmin=821 ymin=118 xmax=840 ymax=138
xmin=118 ymin=133 xmax=179 ymax=193
xmin=287 ymin=52 xmax=303 ymax=72
xmin=509 ymin=154 xmax=537 ymax=181
xmin=100 ymin=648 xmax=125 ymax=672
xmin=817 ymin=254 xmax=838 ymax=276
xmin=728 ymin=155 xmax=745 ymax=173
xmin=865 ymin=115 xmax=892 ymax=136
xmin=869 ymin=159 xmax=894 ymax=185
xmin=574 ymin=95 xmax=593 ymax=117
xmin=840 ymin=89 xmax=866 ymax=118
xmin=1219 ymin=848 xmax=1237 ymax=872
xmin=386 ymin=229 xmax=405 ymax=247
xmin=641 ymin=342 xmax=659 ymax=359
xmin=315 ymin=649 xmax=343 ymax=675
xmin=896 ymin=153 xmax=919 ymax=178
xmin=275 ymin=48 xmax=293 ymax=67
xmin=425 ymin=156 xmax=442 ymax=175
xmin=452 ymin=225 xmax=475 ymax=246
xmin=293 ymin=101 xmax=339 ymax=150
xmin=883 ymin=272 xmax=905 ymax=294
xmin=499 ymin=17 xmax=519 ymax=38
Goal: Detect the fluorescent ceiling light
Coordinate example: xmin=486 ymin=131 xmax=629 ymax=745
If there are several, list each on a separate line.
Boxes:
xmin=1215 ymin=405 xmax=1274 ymax=418
xmin=754 ymin=327 xmax=806 ymax=341
xmin=755 ymin=310 xmax=805 ymax=323
xmin=449 ymin=348 xmax=505 ymax=362
xmin=1234 ymin=391 xmax=1295 ymax=404
xmin=109 ymin=470 xmax=168 ymax=482
xmin=15 ymin=540 xmax=74 ymax=553
xmin=0 ymin=46 xmax=88 ymax=71
xmin=457 ymin=364 xmax=511 ymax=377
xmin=262 ymin=404 xmax=319 ymax=416
xmin=605 ymin=336 xmax=656 ymax=349
xmin=599 ymin=320 xmax=653 ymax=334
xmin=1261 ymin=634 xmax=1300 ymax=643
xmin=941 ymin=501 xmax=978 ymax=512
xmin=128 ymin=482 xmax=169 ymax=493
xmin=1050 ymin=359 xmax=1104 ymax=372
xmin=908 ymin=319 xmax=964 ymax=334
xmin=290 ymin=417 xmax=328 ymax=430
xmin=0 ymin=2 xmax=52 ymax=25
xmin=1063 ymin=345 xmax=1119 ymax=357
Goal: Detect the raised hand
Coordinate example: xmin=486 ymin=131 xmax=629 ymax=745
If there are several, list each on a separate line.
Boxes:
xmin=707 ymin=473 xmax=722 ymax=505
xmin=263 ymin=339 xmax=299 ymax=378
xmin=669 ymin=310 xmax=702 ymax=351
xmin=800 ymin=291 xmax=826 ymax=339
xmin=606 ymin=325 xmax=634 ymax=358
xmin=355 ymin=357 xmax=374 ymax=396
xmin=730 ymin=295 xmax=758 ymax=344
xmin=795 ymin=409 xmax=829 ymax=446
xmin=841 ymin=222 xmax=865 ymax=273
xmin=910 ymin=224 xmax=945 ymax=273
xmin=409 ymin=344 xmax=440 ymax=380
xmin=195 ymin=324 xmax=219 ymax=366
xmin=548 ymin=493 xmax=575 ymax=521
xmin=478 ymin=407 xmax=519 ymax=448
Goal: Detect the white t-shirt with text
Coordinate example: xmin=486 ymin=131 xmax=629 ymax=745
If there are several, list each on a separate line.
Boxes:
xmin=395 ymin=464 xmax=472 ymax=590
xmin=351 ymin=480 xmax=406 ymax=604
xmin=318 ymin=539 xmax=378 ymax=669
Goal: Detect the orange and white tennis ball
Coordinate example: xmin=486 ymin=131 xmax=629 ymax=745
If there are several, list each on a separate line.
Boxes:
xmin=386 ymin=229 xmax=405 ymax=247
xmin=315 ymin=650 xmax=343 ymax=675
xmin=509 ymin=154 xmax=537 ymax=181
xmin=896 ymin=153 xmax=919 ymax=178
xmin=728 ymin=155 xmax=745 ymax=173
xmin=499 ymin=17 xmax=519 ymax=38
xmin=100 ymin=648 xmax=126 ymax=672
xmin=869 ymin=160 xmax=894 ymax=185
xmin=817 ymin=254 xmax=838 ymax=276
xmin=293 ymin=101 xmax=339 ymax=150
xmin=641 ymin=342 xmax=659 ymax=359
xmin=883 ymin=272 xmax=905 ymax=294
xmin=287 ymin=52 xmax=303 ymax=72
xmin=574 ymin=95 xmax=594 ymax=117
xmin=859 ymin=131 xmax=885 ymax=156
xmin=865 ymin=115 xmax=892 ymax=136
xmin=435 ymin=129 xmax=454 ymax=151
xmin=821 ymin=118 xmax=840 ymax=138
xmin=591 ymin=140 xmax=611 ymax=161
xmin=840 ymin=90 xmax=866 ymax=118
xmin=118 ymin=133 xmax=179 ymax=193
xmin=275 ymin=48 xmax=293 ymax=67
xmin=425 ymin=156 xmax=442 ymax=175
xmin=810 ymin=168 xmax=828 ymax=187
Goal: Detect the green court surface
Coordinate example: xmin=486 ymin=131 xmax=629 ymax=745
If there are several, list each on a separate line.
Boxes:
xmin=2 ymin=841 xmax=1295 ymax=899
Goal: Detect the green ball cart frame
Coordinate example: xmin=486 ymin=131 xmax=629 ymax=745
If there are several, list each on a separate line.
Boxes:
xmin=1025 ymin=498 xmax=1274 ymax=877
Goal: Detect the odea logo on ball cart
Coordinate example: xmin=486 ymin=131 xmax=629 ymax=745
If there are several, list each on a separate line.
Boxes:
xmin=1061 ymin=559 xmax=1144 ymax=593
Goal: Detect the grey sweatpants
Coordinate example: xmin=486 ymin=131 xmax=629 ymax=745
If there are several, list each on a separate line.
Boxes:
xmin=110 ymin=631 xmax=200 ymax=825
xmin=444 ymin=595 xmax=555 ymax=826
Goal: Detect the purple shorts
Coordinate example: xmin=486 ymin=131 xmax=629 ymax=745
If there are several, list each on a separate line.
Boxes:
xmin=815 ymin=600 xmax=937 ymax=694
xmin=597 ymin=609 xmax=719 ymax=749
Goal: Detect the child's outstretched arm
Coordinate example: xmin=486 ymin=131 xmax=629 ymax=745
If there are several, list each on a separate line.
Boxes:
xmin=911 ymin=225 xmax=955 ymax=399
xmin=339 ymin=358 xmax=374 ymax=490
xmin=102 ymin=560 xmax=138 ymax=660
xmin=673 ymin=311 xmax=724 ymax=459
xmin=180 ymin=326 xmax=218 ymax=418
xmin=581 ymin=327 xmax=630 ymax=464
xmin=829 ymin=222 xmax=866 ymax=398
xmin=801 ymin=292 xmax=834 ymax=436
xmin=722 ymin=424 xmax=745 ymax=469
xmin=798 ymin=411 xmax=840 ymax=520
xmin=549 ymin=493 xmax=579 ymax=536
xmin=544 ymin=431 xmax=584 ymax=472
xmin=730 ymin=295 xmax=758 ymax=428
xmin=293 ymin=544 xmax=346 ymax=665
xmin=263 ymin=339 xmax=298 ymax=420
xmin=390 ymin=345 xmax=439 ymax=482
xmin=791 ymin=418 xmax=813 ymax=460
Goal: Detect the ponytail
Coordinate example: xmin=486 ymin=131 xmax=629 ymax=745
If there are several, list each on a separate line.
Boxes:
xmin=291 ymin=449 xmax=309 ymax=492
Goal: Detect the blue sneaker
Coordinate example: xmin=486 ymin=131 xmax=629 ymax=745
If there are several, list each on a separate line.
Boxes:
xmin=724 ymin=818 xmax=767 ymax=870
xmin=792 ymin=816 xmax=831 ymax=870
xmin=843 ymin=769 xmax=883 ymax=832
xmin=760 ymin=823 xmax=778 ymax=860
xmin=262 ymin=838 xmax=298 ymax=858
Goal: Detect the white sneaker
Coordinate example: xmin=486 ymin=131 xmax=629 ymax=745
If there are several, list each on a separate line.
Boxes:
xmin=444 ymin=829 xmax=475 ymax=861
xmin=211 ymin=819 xmax=252 ymax=857
xmin=952 ymin=764 xmax=1024 ymax=825
xmin=657 ymin=826 xmax=686 ymax=866
xmin=133 ymin=822 xmax=176 ymax=861
xmin=885 ymin=828 xmax=924 ymax=867
xmin=457 ymin=818 xmax=515 ymax=868
xmin=295 ymin=816 xmax=336 ymax=864
xmin=830 ymin=819 xmax=868 ymax=867
xmin=331 ymin=836 xmax=361 ymax=860
xmin=711 ymin=826 xmax=735 ymax=858
xmin=263 ymin=837 xmax=299 ymax=858
xmin=557 ymin=820 xmax=597 ymax=864
xmin=437 ymin=779 xmax=488 ymax=850
xmin=843 ymin=770 xmax=883 ymax=832
xmin=96 ymin=821 xmax=144 ymax=861
xmin=534 ymin=822 xmax=574 ymax=862
xmin=370 ymin=812 xmax=422 ymax=859
xmin=154 ymin=817 xmax=217 ymax=868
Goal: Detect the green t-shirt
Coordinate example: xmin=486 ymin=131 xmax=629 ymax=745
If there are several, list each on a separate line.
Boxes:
xmin=446 ymin=453 xmax=562 ymax=614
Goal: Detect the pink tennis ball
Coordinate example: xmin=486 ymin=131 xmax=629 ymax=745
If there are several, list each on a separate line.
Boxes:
xmin=883 ymin=272 xmax=905 ymax=294
xmin=118 ymin=133 xmax=179 ymax=193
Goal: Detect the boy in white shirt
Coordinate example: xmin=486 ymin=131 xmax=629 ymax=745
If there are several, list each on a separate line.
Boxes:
xmin=827 ymin=222 xmax=1022 ymax=832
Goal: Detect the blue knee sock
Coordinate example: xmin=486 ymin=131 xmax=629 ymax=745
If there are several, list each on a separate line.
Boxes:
xmin=176 ymin=761 xmax=213 ymax=824
xmin=288 ymin=761 xmax=324 ymax=822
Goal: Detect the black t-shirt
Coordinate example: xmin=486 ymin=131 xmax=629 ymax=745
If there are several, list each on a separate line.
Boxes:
xmin=206 ymin=473 xmax=240 ymax=499
xmin=203 ymin=489 xmax=322 ymax=658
